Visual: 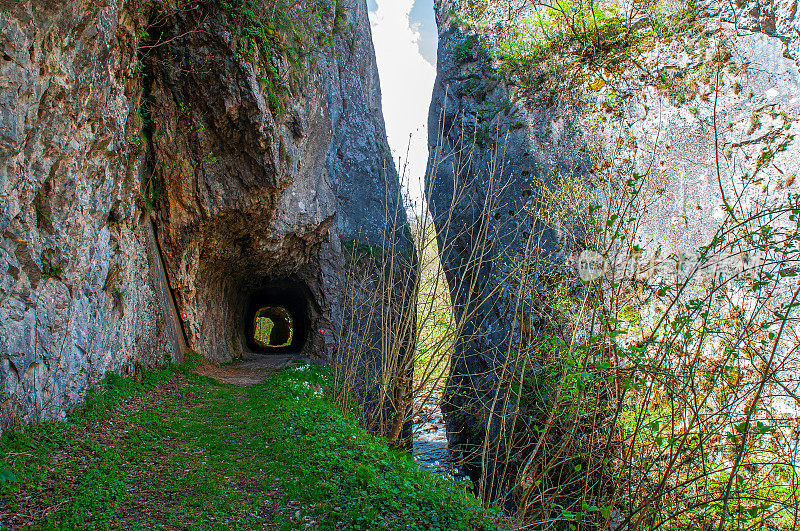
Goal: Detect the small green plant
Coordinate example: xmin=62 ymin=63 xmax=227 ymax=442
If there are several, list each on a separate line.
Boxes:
xmin=333 ymin=0 xmax=348 ymax=34
xmin=748 ymin=113 xmax=762 ymax=134
xmin=41 ymin=256 xmax=65 ymax=280
xmin=0 ymin=464 xmax=14 ymax=483
xmin=473 ymin=124 xmax=491 ymax=147
xmin=35 ymin=206 xmax=53 ymax=226
xmin=463 ymin=76 xmax=484 ymax=97
xmin=128 ymin=132 xmax=144 ymax=154
xmin=454 ymin=36 xmax=478 ymax=63
xmin=267 ymin=91 xmax=283 ymax=116
xmin=142 ymin=170 xmax=165 ymax=211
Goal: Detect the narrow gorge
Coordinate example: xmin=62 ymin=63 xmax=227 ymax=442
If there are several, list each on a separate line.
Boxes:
xmin=2 ymin=0 xmax=800 ymax=528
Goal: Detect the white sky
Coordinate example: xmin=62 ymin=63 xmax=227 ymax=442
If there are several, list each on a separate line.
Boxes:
xmin=368 ymin=0 xmax=437 ymax=216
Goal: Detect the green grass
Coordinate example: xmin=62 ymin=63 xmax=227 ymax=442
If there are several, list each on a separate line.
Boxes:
xmin=0 ymin=362 xmax=506 ymax=530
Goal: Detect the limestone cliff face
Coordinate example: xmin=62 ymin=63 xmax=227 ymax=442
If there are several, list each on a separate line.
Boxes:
xmin=428 ymin=0 xmax=800 ymax=498
xmin=0 ymin=0 xmax=410 ymax=432
xmin=0 ymin=0 xmax=166 ymax=429
xmin=426 ymin=3 xmax=570 ymax=497
xmin=701 ymin=0 xmax=800 ymax=60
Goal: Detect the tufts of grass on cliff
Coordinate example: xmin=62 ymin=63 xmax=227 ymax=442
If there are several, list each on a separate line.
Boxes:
xmin=0 ymin=361 xmax=507 ymax=530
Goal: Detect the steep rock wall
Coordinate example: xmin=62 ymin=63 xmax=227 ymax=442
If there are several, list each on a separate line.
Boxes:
xmin=428 ymin=0 xmax=800 ymax=499
xmin=145 ymin=0 xmax=410 ymax=364
xmin=426 ymin=2 xmax=573 ymax=498
xmin=0 ymin=0 xmax=168 ymax=429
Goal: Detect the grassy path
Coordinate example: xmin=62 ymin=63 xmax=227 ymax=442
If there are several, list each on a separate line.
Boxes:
xmin=1 ymin=363 xmax=505 ymax=530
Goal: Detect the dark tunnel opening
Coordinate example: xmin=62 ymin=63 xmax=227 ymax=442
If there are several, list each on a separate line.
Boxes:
xmin=244 ymin=281 xmax=312 ymax=354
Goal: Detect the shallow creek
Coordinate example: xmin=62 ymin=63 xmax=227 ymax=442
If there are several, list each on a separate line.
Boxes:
xmin=411 ymin=390 xmax=470 ymax=484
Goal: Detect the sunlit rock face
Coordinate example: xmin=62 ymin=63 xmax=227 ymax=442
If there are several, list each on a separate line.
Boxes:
xmin=0 ymin=0 xmax=412 ymax=432
xmin=428 ymin=0 xmax=800 ymax=501
xmin=700 ymin=0 xmax=800 ymax=60
xmin=0 ymin=0 xmax=168 ymax=430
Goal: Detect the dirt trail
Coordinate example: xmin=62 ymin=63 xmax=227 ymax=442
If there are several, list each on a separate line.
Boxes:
xmin=194 ymin=354 xmax=308 ymax=386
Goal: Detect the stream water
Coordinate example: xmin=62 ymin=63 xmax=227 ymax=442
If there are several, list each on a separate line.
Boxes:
xmin=411 ymin=392 xmax=471 ymax=484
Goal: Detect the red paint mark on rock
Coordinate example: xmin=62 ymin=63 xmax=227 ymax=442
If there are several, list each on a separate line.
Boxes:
xmin=180 ymin=312 xmax=188 ymax=321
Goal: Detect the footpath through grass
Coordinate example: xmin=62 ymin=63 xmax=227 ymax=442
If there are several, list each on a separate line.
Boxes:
xmin=0 ymin=361 xmax=507 ymax=530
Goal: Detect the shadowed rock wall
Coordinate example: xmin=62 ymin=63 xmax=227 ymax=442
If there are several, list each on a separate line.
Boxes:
xmin=146 ymin=0 xmax=410 ymax=365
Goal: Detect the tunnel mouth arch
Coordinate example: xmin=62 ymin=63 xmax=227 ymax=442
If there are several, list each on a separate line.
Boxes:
xmin=244 ymin=281 xmax=312 ymax=354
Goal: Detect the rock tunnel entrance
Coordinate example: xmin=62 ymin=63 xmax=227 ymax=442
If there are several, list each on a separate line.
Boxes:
xmin=253 ymin=307 xmax=294 ymax=348
xmin=244 ymin=281 xmax=312 ymax=354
